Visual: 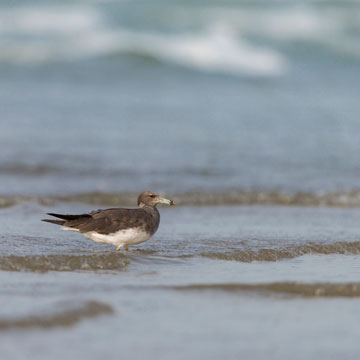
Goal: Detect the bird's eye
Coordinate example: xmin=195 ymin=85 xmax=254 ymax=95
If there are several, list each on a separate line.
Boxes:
xmin=149 ymin=194 xmax=155 ymax=198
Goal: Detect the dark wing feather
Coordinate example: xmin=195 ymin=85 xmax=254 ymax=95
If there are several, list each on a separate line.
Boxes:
xmin=62 ymin=208 xmax=154 ymax=234
xmin=46 ymin=213 xmax=91 ymax=221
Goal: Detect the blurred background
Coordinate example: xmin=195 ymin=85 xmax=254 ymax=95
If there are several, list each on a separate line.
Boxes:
xmin=1 ymin=0 xmax=360 ymax=198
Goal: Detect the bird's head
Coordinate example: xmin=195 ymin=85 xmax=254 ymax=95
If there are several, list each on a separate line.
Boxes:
xmin=137 ymin=191 xmax=175 ymax=208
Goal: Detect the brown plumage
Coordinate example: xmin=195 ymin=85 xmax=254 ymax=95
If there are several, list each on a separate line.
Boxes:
xmin=42 ymin=191 xmax=175 ymax=250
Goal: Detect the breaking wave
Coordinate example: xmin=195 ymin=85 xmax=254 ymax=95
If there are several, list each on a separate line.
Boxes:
xmin=1 ymin=2 xmax=360 ymax=71
xmin=0 ymin=253 xmax=130 ymax=272
xmin=0 ymin=15 xmax=286 ymax=76
xmin=115 ymin=29 xmax=287 ymax=76
xmin=0 ymin=300 xmax=113 ymax=331
xmin=0 ymin=4 xmax=286 ymax=76
xmin=171 ymin=282 xmax=360 ymax=298
xmin=3 ymin=189 xmax=360 ymax=208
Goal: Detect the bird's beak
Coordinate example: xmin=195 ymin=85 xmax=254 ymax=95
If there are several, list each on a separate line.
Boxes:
xmin=158 ymin=197 xmax=175 ymax=206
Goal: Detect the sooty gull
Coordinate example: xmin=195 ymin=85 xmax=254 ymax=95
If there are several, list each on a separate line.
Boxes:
xmin=42 ymin=191 xmax=175 ymax=251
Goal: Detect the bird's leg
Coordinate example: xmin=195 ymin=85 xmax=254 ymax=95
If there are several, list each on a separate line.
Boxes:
xmin=116 ymin=245 xmax=129 ymax=251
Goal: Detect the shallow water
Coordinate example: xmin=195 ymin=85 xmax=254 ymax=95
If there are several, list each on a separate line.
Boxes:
xmin=1 ymin=203 xmax=360 ymax=359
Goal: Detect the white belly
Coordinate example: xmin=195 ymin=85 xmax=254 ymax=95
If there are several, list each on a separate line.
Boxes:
xmin=83 ymin=227 xmax=152 ymax=246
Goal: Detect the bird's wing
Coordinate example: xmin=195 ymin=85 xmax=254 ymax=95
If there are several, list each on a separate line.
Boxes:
xmin=63 ymin=208 xmax=152 ymax=234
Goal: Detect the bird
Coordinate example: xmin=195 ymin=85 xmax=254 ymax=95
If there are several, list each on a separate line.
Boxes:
xmin=42 ymin=191 xmax=175 ymax=251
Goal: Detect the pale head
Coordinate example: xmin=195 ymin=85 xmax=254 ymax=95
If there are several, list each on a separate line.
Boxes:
xmin=137 ymin=191 xmax=175 ymax=208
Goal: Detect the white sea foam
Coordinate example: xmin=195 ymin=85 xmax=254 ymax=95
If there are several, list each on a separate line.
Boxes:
xmin=117 ymin=27 xmax=288 ymax=76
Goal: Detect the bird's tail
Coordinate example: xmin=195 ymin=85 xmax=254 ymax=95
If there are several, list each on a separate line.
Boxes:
xmin=45 ymin=212 xmax=90 ymax=220
xmin=42 ymin=212 xmax=91 ymax=226
xmin=41 ymin=219 xmax=65 ymax=226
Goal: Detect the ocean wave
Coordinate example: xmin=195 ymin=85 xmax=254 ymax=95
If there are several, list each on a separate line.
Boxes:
xmin=0 ymin=300 xmax=113 ymax=331
xmin=206 ymin=5 xmax=360 ymax=59
xmin=117 ymin=29 xmax=287 ymax=76
xmin=0 ymin=5 xmax=286 ymax=76
xmin=0 ymin=5 xmax=118 ymax=64
xmin=1 ymin=2 xmax=359 ymax=70
xmin=2 ymin=189 xmax=360 ymax=208
xmin=171 ymin=282 xmax=360 ymax=298
xmin=0 ymin=253 xmax=130 ymax=272
xmin=207 ymin=6 xmax=340 ymax=41
xmin=196 ymin=241 xmax=360 ymax=262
